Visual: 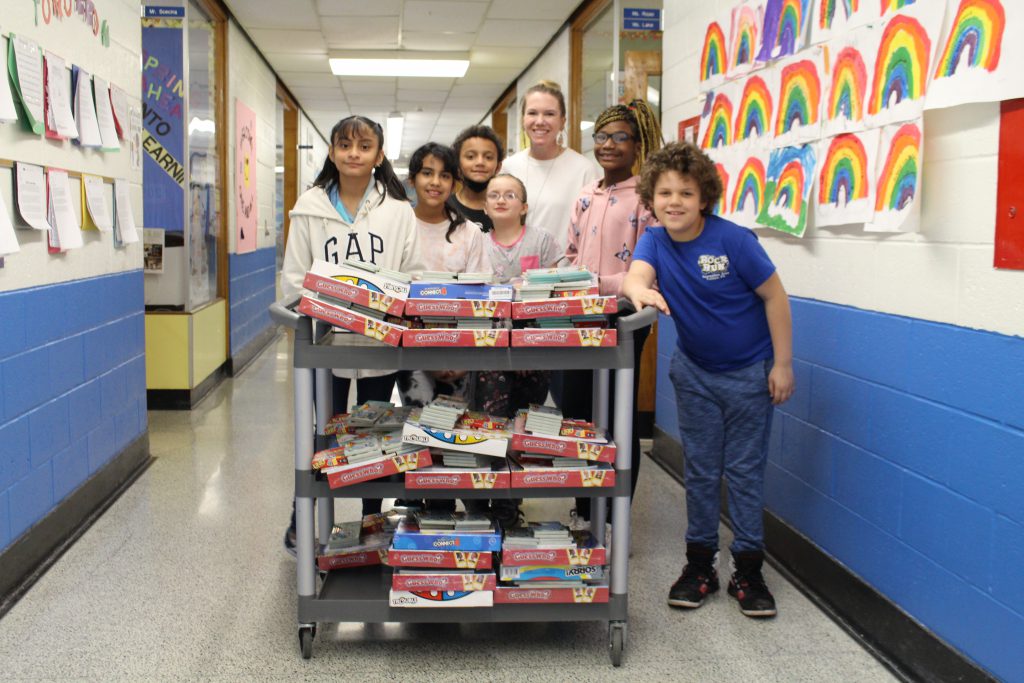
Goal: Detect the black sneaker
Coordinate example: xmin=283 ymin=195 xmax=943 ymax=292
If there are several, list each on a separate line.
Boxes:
xmin=283 ymin=525 xmax=297 ymax=558
xmin=490 ymin=499 xmax=523 ymax=529
xmin=667 ymin=563 xmax=719 ymax=608
xmin=728 ymin=551 xmax=777 ymax=618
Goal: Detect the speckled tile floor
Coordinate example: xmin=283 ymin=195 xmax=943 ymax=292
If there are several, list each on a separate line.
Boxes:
xmin=0 ymin=334 xmax=897 ymax=681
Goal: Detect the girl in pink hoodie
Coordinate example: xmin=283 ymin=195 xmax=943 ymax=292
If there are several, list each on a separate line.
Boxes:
xmin=556 ymin=99 xmax=663 ymax=530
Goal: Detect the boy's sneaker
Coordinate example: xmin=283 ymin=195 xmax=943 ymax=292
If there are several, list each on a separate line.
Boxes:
xmin=568 ymin=508 xmax=590 ymax=532
xmin=283 ymin=525 xmax=298 ymax=558
xmin=727 ymin=550 xmax=777 ymax=618
xmin=667 ymin=544 xmax=719 ymax=608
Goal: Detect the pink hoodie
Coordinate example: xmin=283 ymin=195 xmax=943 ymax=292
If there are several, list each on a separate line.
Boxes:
xmin=565 ymin=176 xmax=656 ymax=296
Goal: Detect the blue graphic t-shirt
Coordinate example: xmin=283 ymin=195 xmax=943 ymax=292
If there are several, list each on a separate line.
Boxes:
xmin=633 ymin=215 xmax=776 ymax=372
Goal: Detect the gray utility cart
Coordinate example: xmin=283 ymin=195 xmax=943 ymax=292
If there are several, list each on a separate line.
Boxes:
xmin=269 ymin=294 xmax=657 ymax=666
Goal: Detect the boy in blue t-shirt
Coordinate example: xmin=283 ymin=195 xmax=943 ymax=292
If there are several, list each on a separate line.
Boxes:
xmin=623 ymin=142 xmax=794 ymax=618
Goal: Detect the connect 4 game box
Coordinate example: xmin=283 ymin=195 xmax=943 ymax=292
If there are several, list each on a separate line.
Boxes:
xmin=298 ymin=295 xmax=407 ymax=347
xmin=302 ymin=259 xmax=410 ymax=316
xmin=408 ymin=282 xmax=514 ymax=301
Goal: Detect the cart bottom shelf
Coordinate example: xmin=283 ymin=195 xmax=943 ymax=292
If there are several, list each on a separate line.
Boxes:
xmin=298 ymin=566 xmax=627 ymax=624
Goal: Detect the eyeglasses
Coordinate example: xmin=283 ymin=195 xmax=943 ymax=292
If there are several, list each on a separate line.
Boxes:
xmin=486 ymin=191 xmax=522 ymax=202
xmin=593 ymin=131 xmax=634 ymax=144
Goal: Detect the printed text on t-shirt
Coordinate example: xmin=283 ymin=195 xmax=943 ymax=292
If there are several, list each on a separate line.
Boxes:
xmin=698 ymin=254 xmax=730 ymax=281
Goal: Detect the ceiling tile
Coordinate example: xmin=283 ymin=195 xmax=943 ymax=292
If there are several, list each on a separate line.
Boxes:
xmin=396 ymin=88 xmax=450 ymax=103
xmin=227 ymin=0 xmax=321 ymax=29
xmin=321 ymin=16 xmax=401 ymax=48
xmin=276 ymin=71 xmax=342 ymax=88
xmin=469 ymin=46 xmax=538 ymax=67
xmin=486 ymin=0 xmax=580 ymax=19
xmin=403 ymin=1 xmax=488 ymax=33
xmin=401 ymin=31 xmax=476 ymax=51
xmin=347 ymin=95 xmax=399 ymax=108
xmin=317 ymin=0 xmax=402 ymax=15
xmin=341 ymin=79 xmax=398 ymax=95
xmin=458 ymin=66 xmax=521 ymax=84
xmin=248 ymin=29 xmax=327 ymax=53
xmin=398 ymin=77 xmax=455 ymax=90
xmin=396 ymin=101 xmax=444 ymax=113
xmin=475 ymin=20 xmax=561 ymax=47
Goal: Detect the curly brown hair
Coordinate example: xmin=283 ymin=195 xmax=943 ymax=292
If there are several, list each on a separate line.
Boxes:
xmin=638 ymin=142 xmax=722 ymax=217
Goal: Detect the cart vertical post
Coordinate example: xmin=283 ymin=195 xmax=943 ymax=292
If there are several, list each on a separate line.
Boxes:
xmin=314 ymin=367 xmax=334 ymax=545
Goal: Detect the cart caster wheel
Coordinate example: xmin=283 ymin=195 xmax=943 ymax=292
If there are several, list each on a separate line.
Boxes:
xmin=609 ymin=622 xmax=626 ymax=667
xmin=299 ymin=626 xmax=314 ymax=659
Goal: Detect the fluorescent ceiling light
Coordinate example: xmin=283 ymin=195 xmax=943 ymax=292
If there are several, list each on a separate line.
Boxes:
xmin=385 ymin=113 xmax=404 ymax=161
xmin=330 ymin=58 xmax=468 ymax=78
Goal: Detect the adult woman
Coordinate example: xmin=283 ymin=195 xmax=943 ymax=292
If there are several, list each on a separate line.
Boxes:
xmin=501 ymin=80 xmax=600 ymax=252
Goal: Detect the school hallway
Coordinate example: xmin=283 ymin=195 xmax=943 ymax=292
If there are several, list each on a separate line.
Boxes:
xmin=0 ymin=335 xmax=896 ymax=682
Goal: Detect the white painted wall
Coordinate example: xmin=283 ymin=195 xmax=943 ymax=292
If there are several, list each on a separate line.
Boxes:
xmin=661 ymin=0 xmax=1024 ymax=338
xmin=297 ymin=111 xmax=328 ymax=193
xmin=0 ymin=0 xmax=143 ymax=292
xmin=227 ymin=21 xmax=277 ymax=253
xmin=514 ymin=30 xmax=571 ymax=153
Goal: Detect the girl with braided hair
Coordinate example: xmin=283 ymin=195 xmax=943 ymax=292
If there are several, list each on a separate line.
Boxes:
xmin=555 ymin=99 xmax=664 ymax=531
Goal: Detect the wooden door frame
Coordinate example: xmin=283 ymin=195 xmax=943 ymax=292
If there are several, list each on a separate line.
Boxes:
xmin=569 ymin=0 xmax=613 ymax=152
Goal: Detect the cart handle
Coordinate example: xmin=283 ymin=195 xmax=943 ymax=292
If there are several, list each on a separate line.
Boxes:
xmin=616 ymin=300 xmax=659 ymax=333
xmin=269 ymin=293 xmax=303 ymax=329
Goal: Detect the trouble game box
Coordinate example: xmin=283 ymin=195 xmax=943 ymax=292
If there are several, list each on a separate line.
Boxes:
xmin=322 ymin=449 xmax=432 ymax=488
xmin=508 ymin=461 xmax=616 ymax=489
xmin=493 ymin=585 xmax=609 ymax=604
xmin=303 ymin=259 xmax=410 ymax=315
xmin=511 ymin=296 xmax=618 ymax=320
xmin=298 ymin=295 xmax=407 ymax=347
xmin=405 ymin=465 xmax=511 ymax=490
xmin=510 ymin=328 xmax=617 ymax=348
xmin=389 ymin=589 xmax=494 ymax=608
xmin=386 ymin=549 xmax=494 ymax=570
xmin=401 ymin=423 xmax=509 ymax=458
xmin=401 ymin=328 xmax=510 ymax=348
xmin=391 ymin=572 xmax=497 ymax=592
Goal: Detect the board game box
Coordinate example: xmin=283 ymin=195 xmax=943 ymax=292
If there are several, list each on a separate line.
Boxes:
xmin=510 ymin=328 xmax=617 ymax=348
xmin=298 ymin=295 xmax=406 ymax=347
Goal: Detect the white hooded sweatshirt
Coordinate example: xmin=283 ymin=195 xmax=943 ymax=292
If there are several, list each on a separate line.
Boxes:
xmin=281 ymin=182 xmax=423 ymax=379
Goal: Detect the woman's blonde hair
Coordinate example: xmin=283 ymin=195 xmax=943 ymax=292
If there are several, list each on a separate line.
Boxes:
xmin=521 ymin=80 xmax=566 ymax=117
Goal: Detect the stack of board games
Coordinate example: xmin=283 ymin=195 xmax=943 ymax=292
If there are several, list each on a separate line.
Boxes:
xmin=312 ymin=415 xmax=434 ymax=487
xmin=403 ymin=279 xmax=513 ymax=348
xmin=508 ymin=452 xmax=615 ymax=489
xmin=298 ymin=260 xmax=412 ymax=347
xmin=509 ymin=267 xmax=616 ymax=348
xmin=514 ymin=266 xmax=599 ymax=301
xmin=389 ymin=512 xmax=500 ymax=607
xmin=508 ymin=407 xmax=615 ymax=488
xmin=511 ymin=409 xmax=616 ymax=464
xmin=404 ymin=408 xmax=514 ymax=490
xmin=524 ymin=404 xmax=563 ymax=435
xmin=318 ymin=514 xmax=397 ymax=571
xmin=495 ymin=521 xmax=608 ymax=604
xmin=417 ymin=396 xmax=468 ymax=430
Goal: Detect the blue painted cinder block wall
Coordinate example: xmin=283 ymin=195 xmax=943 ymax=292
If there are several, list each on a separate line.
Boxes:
xmin=654 ymin=297 xmax=1024 ymax=682
xmin=0 ymin=271 xmax=147 ymax=553
xmin=228 ymin=247 xmax=276 ymax=358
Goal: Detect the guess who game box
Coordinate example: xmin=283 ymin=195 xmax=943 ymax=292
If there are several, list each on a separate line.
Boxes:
xmin=502 ymin=542 xmax=607 ymax=568
xmin=298 ymin=295 xmax=407 ymax=347
xmin=404 ymin=298 xmax=512 ymax=319
xmin=317 ymin=543 xmax=390 ymax=571
xmin=511 ymin=296 xmax=618 ymax=320
xmin=405 ymin=465 xmax=512 ymax=490
xmin=386 ymin=549 xmax=494 ymax=570
xmin=391 ymin=571 xmax=497 ymax=592
xmin=302 ymin=259 xmax=410 ymax=316
xmin=508 ymin=461 xmax=616 ymax=489
xmin=510 ymin=328 xmax=617 ymax=348
xmin=494 ymin=585 xmax=609 ymax=604
xmin=511 ymin=415 xmax=616 ymax=464
xmin=402 ymin=328 xmax=510 ymax=348
xmin=323 ymin=449 xmax=432 ymax=488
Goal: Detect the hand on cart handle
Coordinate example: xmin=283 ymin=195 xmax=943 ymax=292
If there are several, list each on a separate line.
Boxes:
xmin=629 ymin=289 xmax=671 ymax=316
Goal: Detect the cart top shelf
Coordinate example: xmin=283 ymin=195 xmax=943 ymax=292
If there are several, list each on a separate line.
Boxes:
xmin=270 ymin=294 xmax=657 ymax=371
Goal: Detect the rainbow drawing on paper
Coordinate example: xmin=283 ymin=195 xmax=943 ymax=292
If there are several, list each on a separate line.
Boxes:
xmin=701 ymin=21 xmax=728 ymax=85
xmin=934 ymin=0 xmax=1005 ymax=78
xmin=819 ymin=0 xmax=859 ymax=29
xmin=758 ymin=144 xmax=817 ymax=237
xmin=868 ymin=14 xmax=931 ymax=116
xmin=731 ymin=157 xmax=767 ymax=217
xmin=730 ymin=5 xmax=761 ymax=74
xmin=819 ymin=134 xmax=868 ymax=206
xmin=828 ymin=47 xmax=868 ymax=123
xmin=701 ymin=92 xmax=734 ymax=149
xmin=734 ymin=76 xmax=774 ymax=141
xmin=758 ymin=0 xmax=809 ymax=61
xmin=714 ymin=164 xmax=730 ymax=216
xmin=874 ymin=122 xmax=920 ymax=212
xmin=880 ymin=0 xmax=915 ymax=14
xmin=775 ymin=58 xmax=821 ymax=137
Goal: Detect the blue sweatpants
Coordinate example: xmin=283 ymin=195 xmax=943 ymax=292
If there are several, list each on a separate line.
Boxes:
xmin=669 ymin=349 xmax=774 ymax=554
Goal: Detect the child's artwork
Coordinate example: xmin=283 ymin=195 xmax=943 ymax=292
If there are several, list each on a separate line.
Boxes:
xmin=822 ymin=31 xmax=871 ymax=136
xmin=730 ymin=152 xmax=771 ymax=229
xmin=927 ymin=0 xmax=1024 ymax=109
xmin=867 ymin=120 xmax=922 ymax=232
xmin=773 ymin=49 xmax=824 ymax=147
xmin=815 ymin=129 xmax=881 ymax=226
xmin=713 ymin=160 xmax=731 ymax=217
xmin=757 ymin=0 xmax=812 ymax=62
xmin=700 ymin=15 xmax=730 ymax=91
xmin=758 ymin=144 xmax=818 ymax=237
xmin=865 ymin=2 xmax=945 ymax=127
xmin=734 ymin=69 xmax=778 ymax=143
xmin=811 ymin=0 xmax=874 ymax=44
xmin=729 ymin=2 xmax=764 ymax=78
xmin=700 ymin=82 xmax=740 ymax=150
xmin=880 ymin=0 xmax=918 ymax=18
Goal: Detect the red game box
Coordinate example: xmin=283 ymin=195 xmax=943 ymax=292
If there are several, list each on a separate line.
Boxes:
xmin=402 ymin=328 xmax=510 ymax=348
xmin=511 ymin=296 xmax=618 ymax=320
xmin=405 ymin=466 xmax=511 ymax=490
xmin=501 ymin=545 xmax=607 ymax=567
xmin=302 ymin=260 xmax=409 ymax=316
xmin=391 ymin=572 xmax=497 ymax=592
xmin=386 ymin=549 xmax=494 ymax=569
xmin=317 ymin=547 xmax=388 ymax=571
xmin=404 ymin=298 xmax=512 ymax=319
xmin=299 ymin=295 xmax=406 ymax=347
xmin=493 ymin=585 xmax=610 ymax=604
xmin=323 ymin=449 xmax=432 ymax=488
xmin=511 ymin=414 xmax=616 ymax=463
xmin=508 ymin=461 xmax=616 ymax=488
xmin=510 ymin=328 xmax=617 ymax=348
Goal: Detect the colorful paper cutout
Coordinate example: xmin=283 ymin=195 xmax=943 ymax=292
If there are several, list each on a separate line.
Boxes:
xmin=758 ymin=143 xmax=818 ymax=237
xmin=867 ymin=120 xmax=922 ymax=232
xmin=757 ymin=0 xmax=811 ymax=62
xmin=773 ymin=50 xmax=824 ymax=147
xmin=815 ymin=129 xmax=881 ymax=226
